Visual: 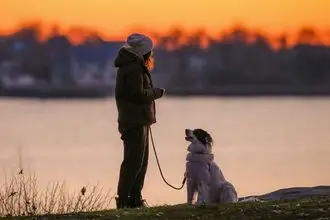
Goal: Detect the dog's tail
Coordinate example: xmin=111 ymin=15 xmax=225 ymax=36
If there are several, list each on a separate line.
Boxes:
xmin=219 ymin=182 xmax=239 ymax=203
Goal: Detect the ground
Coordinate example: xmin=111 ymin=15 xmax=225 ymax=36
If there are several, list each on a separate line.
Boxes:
xmin=9 ymin=196 xmax=330 ymax=220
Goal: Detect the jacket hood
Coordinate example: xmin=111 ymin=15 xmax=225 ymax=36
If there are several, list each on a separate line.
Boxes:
xmin=114 ymin=47 xmax=143 ymax=67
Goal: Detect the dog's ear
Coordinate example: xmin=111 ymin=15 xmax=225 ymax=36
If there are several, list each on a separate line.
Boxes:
xmin=205 ymin=136 xmax=212 ymax=145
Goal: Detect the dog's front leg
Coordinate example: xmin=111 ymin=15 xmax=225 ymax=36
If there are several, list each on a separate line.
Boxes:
xmin=196 ymin=182 xmax=210 ymax=205
xmin=186 ymin=179 xmax=195 ymax=204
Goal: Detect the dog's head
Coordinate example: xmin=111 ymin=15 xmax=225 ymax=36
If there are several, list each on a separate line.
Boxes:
xmin=185 ymin=128 xmax=213 ymax=153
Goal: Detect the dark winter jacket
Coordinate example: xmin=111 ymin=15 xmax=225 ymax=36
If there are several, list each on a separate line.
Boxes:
xmin=114 ymin=47 xmax=163 ymax=129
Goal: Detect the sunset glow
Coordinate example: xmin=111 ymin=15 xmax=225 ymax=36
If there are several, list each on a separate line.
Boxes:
xmin=2 ymin=0 xmax=330 ymax=43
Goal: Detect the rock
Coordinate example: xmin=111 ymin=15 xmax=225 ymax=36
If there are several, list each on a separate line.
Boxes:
xmin=239 ymin=197 xmax=263 ymax=203
xmin=239 ymin=186 xmax=330 ymax=202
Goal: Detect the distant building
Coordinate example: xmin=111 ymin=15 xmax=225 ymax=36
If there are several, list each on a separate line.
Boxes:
xmin=69 ymin=41 xmax=123 ymax=88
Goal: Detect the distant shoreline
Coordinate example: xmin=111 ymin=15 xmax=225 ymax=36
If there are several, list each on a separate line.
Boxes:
xmin=1 ymin=85 xmax=330 ymax=99
xmin=165 ymin=85 xmax=330 ymax=97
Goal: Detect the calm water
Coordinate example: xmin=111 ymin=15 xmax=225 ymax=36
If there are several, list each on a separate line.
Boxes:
xmin=1 ymin=97 xmax=330 ymax=207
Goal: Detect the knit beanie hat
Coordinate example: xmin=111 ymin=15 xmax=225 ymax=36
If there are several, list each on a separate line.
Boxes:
xmin=124 ymin=33 xmax=154 ymax=56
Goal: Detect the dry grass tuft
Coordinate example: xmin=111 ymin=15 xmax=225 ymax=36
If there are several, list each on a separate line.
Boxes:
xmin=0 ymin=170 xmax=114 ymax=217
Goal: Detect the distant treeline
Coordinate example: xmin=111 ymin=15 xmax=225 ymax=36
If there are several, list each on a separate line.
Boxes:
xmin=153 ymin=26 xmax=330 ymax=89
xmin=0 ymin=23 xmax=329 ymax=90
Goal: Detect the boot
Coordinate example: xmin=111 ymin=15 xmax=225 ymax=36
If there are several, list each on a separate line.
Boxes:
xmin=130 ymin=196 xmax=148 ymax=208
xmin=115 ymin=196 xmax=130 ymax=209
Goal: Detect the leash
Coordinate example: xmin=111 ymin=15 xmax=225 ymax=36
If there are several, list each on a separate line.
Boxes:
xmin=149 ymin=127 xmax=186 ymax=190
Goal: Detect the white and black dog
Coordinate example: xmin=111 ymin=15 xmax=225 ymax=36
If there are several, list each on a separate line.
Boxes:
xmin=185 ymin=128 xmax=238 ymax=205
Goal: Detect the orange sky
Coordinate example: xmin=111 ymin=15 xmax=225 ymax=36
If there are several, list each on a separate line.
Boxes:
xmin=2 ymin=0 xmax=330 ymax=41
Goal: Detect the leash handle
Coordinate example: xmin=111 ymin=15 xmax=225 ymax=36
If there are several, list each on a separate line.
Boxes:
xmin=182 ymin=176 xmax=187 ymax=185
xmin=149 ymin=127 xmax=186 ymax=190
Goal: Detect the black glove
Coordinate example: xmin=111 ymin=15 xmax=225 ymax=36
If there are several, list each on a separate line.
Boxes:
xmin=160 ymin=88 xmax=166 ymax=96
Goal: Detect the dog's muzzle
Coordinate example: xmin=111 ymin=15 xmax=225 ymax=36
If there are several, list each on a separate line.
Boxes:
xmin=185 ymin=129 xmax=194 ymax=141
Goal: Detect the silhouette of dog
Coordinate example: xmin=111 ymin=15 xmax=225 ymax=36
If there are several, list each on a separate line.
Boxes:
xmin=185 ymin=128 xmax=238 ymax=205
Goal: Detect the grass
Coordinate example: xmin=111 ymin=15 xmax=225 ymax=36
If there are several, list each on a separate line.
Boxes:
xmin=7 ymin=196 xmax=330 ymax=220
xmin=1 ymin=172 xmax=330 ymax=219
xmin=0 ymin=171 xmax=114 ymax=217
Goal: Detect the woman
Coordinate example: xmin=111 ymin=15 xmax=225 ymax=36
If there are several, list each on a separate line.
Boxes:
xmin=114 ymin=33 xmax=165 ymax=209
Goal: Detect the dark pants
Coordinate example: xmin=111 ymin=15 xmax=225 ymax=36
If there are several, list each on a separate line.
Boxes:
xmin=117 ymin=125 xmax=149 ymax=208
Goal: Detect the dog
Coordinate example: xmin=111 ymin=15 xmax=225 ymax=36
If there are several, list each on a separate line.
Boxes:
xmin=185 ymin=128 xmax=238 ymax=205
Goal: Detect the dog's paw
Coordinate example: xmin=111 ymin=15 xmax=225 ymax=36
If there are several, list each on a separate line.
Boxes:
xmin=195 ymin=201 xmax=209 ymax=208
